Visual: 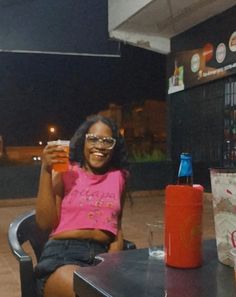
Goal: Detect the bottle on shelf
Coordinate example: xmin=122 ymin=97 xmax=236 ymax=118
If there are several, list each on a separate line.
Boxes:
xmin=173 ymin=59 xmax=180 ymax=86
xmin=177 ymin=152 xmax=193 ymax=185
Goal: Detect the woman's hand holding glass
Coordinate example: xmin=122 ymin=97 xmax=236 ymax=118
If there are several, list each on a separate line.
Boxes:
xmin=42 ymin=141 xmax=69 ymax=173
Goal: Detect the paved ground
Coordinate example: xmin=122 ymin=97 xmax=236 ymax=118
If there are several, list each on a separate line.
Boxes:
xmin=0 ymin=190 xmax=216 ymax=297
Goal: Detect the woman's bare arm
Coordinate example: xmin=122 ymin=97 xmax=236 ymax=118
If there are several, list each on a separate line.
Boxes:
xmin=108 ymin=191 xmax=126 ymax=252
xmin=35 ymin=144 xmax=66 ymax=230
xmin=108 ymin=228 xmax=124 ymax=252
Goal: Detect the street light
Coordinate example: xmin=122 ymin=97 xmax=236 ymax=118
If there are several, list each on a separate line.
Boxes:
xmin=48 ymin=125 xmax=57 ymax=141
xmin=49 ymin=126 xmax=56 ymax=134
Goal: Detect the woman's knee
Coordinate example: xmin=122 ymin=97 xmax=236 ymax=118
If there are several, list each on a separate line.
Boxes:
xmin=44 ymin=265 xmax=79 ymax=297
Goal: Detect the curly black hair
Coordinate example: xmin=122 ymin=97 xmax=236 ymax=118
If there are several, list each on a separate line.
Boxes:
xmin=69 ymin=115 xmax=129 ymax=171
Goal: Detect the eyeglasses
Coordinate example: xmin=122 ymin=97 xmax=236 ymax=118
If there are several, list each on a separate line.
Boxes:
xmin=85 ymin=133 xmax=116 ymax=150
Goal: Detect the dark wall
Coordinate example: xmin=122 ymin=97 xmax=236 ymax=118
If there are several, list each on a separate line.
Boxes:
xmin=168 ymin=77 xmax=227 ymax=190
xmin=168 ymin=79 xmax=225 ymax=162
xmin=0 ymin=162 xmax=173 ymax=199
xmin=0 ymin=164 xmax=40 ymax=199
xmin=128 ymin=161 xmax=174 ymax=191
xmin=167 ymin=6 xmax=236 ymax=190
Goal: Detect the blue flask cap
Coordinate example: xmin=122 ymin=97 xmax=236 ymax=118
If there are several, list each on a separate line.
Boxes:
xmin=178 ymin=153 xmax=192 ymax=177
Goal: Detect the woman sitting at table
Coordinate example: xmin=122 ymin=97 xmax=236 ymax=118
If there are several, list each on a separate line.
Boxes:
xmin=35 ymin=115 xmax=129 ymax=297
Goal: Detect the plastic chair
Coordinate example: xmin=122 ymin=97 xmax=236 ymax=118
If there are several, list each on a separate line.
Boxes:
xmin=8 ymin=209 xmax=136 ymax=297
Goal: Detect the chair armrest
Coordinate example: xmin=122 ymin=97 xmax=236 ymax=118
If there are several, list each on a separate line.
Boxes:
xmin=8 ymin=214 xmax=33 ymax=262
xmin=123 ymin=239 xmax=136 ymax=250
xmin=8 ymin=211 xmax=36 ymax=297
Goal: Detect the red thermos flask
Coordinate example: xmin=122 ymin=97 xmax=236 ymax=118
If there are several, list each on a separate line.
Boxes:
xmin=164 ymin=153 xmax=203 ymax=268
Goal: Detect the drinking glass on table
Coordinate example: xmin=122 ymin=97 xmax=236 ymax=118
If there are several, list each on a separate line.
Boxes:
xmin=147 ymin=221 xmax=165 ymax=260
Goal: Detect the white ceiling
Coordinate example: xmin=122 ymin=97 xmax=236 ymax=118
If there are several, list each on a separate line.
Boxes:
xmin=109 ymin=0 xmax=236 ymax=54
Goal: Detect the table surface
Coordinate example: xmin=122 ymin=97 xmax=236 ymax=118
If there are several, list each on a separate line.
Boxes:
xmin=73 ymin=240 xmax=236 ymax=297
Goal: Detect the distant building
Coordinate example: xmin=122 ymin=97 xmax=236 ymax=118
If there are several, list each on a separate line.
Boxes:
xmin=5 ymin=146 xmax=43 ymax=163
xmin=98 ymin=100 xmax=167 ymax=155
xmin=99 ymin=103 xmax=122 ymax=128
xmin=5 ymin=100 xmax=166 ymax=163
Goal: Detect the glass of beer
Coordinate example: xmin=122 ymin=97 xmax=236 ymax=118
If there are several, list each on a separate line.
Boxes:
xmin=47 ymin=140 xmax=70 ymax=172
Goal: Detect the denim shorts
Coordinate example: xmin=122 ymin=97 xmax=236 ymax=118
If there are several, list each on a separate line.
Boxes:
xmin=34 ymin=238 xmax=108 ymax=297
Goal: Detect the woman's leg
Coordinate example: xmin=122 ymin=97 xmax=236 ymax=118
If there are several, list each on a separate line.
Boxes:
xmin=44 ymin=264 xmax=80 ymax=297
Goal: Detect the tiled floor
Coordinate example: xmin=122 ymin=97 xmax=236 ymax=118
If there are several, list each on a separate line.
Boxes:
xmin=0 ymin=191 xmax=216 ymax=297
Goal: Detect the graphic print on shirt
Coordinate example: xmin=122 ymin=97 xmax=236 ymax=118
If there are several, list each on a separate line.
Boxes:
xmin=53 ymin=166 xmax=126 ymax=235
xmin=64 ymin=185 xmax=120 ymax=229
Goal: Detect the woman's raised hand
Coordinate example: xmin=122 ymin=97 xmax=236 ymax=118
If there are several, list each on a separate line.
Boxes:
xmin=41 ymin=144 xmax=68 ymax=173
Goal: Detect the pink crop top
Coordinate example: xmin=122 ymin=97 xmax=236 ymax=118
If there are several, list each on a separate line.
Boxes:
xmin=51 ymin=164 xmax=127 ymax=236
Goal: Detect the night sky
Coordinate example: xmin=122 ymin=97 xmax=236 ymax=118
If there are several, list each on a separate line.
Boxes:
xmin=0 ymin=44 xmax=166 ymax=146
